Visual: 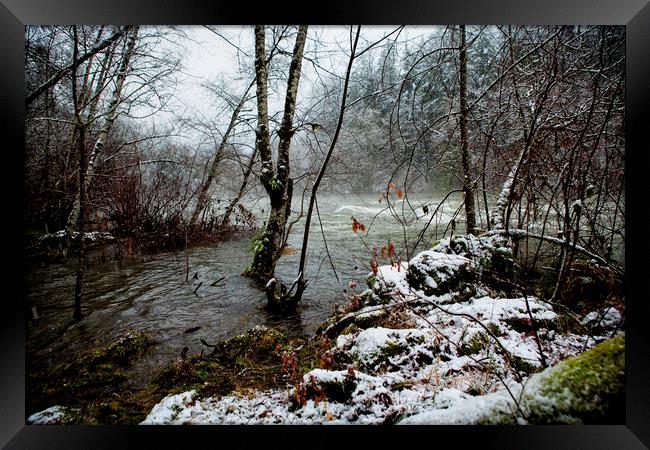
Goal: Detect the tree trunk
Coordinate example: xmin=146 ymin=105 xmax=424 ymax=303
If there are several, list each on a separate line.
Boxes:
xmin=73 ymin=123 xmax=87 ymax=321
xmin=66 ymin=26 xmax=139 ymax=233
xmin=221 ymin=147 xmax=258 ymax=228
xmin=70 ymin=26 xmax=86 ymax=321
xmin=60 ymin=29 xmax=116 ymax=210
xmin=25 ymin=27 xmax=127 ymax=107
xmin=245 ymin=25 xmax=308 ymax=282
xmin=292 ymin=26 xmax=361 ymax=305
xmin=459 ymin=25 xmax=477 ymax=235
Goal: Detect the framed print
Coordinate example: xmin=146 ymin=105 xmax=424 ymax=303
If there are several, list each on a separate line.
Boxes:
xmin=2 ymin=0 xmax=648 ymax=448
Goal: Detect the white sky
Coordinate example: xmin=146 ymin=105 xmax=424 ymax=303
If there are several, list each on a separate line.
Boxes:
xmin=138 ymin=25 xmax=444 ymax=147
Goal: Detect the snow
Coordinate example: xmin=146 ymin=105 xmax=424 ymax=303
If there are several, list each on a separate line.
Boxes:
xmin=136 ymin=243 xmax=623 ymax=426
xmin=581 ymin=307 xmax=622 ymax=329
xmin=41 ymin=230 xmax=115 ymax=242
xmin=141 ymin=390 xmax=199 ymax=424
xmin=445 ymin=296 xmax=557 ymax=322
xmin=398 ymin=387 xmax=517 ymax=424
xmin=27 ymin=405 xmax=68 ymax=424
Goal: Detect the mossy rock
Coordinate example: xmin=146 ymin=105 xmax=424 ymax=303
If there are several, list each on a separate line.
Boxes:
xmin=380 ymin=341 xmax=407 ymax=359
xmin=317 ymin=308 xmax=388 ymax=340
xmin=399 ymin=333 xmax=625 ymax=424
xmin=405 ymin=251 xmax=476 ymax=297
xmin=292 ymin=370 xmax=358 ymax=408
xmin=460 ymin=331 xmax=490 ymax=356
xmin=153 ymin=358 xmax=234 ymax=397
xmin=509 ymin=355 xmax=542 ymax=376
xmin=154 ymin=325 xmax=291 ymax=401
xmin=528 ymin=332 xmax=625 ymax=423
xmin=209 ymin=325 xmax=286 ymax=362
xmin=359 ymin=288 xmax=391 ymax=307
xmin=37 ymin=330 xmax=154 ymax=390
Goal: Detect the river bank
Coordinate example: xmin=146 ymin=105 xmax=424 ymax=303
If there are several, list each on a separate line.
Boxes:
xmin=27 ymin=232 xmax=624 ymax=425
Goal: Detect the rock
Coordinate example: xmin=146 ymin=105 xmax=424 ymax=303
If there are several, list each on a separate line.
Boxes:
xmin=399 ymin=333 xmax=625 ymax=424
xmin=209 ymin=325 xmax=285 ymax=361
xmin=317 ymin=306 xmax=388 ymax=339
xmin=405 ymin=250 xmax=476 ymax=297
xmin=290 ymin=368 xmax=359 ymax=408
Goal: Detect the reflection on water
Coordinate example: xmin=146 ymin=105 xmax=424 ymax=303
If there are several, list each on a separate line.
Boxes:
xmin=26 ymin=192 xmax=462 ymax=379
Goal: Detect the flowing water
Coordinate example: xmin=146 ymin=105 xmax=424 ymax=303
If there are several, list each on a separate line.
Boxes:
xmin=26 ymin=192 xmax=463 ymax=384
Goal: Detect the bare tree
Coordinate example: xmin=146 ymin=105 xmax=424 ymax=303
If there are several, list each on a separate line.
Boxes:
xmin=279 ymin=26 xmax=362 ymax=310
xmin=25 ymin=26 xmax=127 ymax=107
xmin=65 ymin=26 xmax=140 ymax=233
xmin=244 ymin=25 xmax=309 ymax=282
xmin=458 ymin=25 xmax=477 ymax=235
xmin=189 ymin=80 xmax=254 ymax=226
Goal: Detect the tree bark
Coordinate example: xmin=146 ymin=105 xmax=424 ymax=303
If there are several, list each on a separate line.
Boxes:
xmin=459 ymin=25 xmax=477 ymax=235
xmin=245 ymin=25 xmax=308 ymax=282
xmin=70 ymin=26 xmax=86 ymax=321
xmin=60 ymin=29 xmax=116 ymax=203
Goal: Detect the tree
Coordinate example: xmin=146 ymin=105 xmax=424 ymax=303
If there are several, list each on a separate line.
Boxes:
xmin=25 ymin=26 xmax=127 ymax=107
xmin=189 ymin=80 xmax=255 ymax=227
xmin=273 ymin=25 xmax=361 ymax=311
xmin=244 ymin=25 xmax=308 ymax=282
xmin=65 ymin=26 xmax=140 ymax=233
xmin=458 ymin=25 xmax=477 ymax=235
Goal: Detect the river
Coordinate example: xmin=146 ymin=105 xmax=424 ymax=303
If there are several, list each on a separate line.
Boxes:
xmin=27 ymin=192 xmax=463 ymax=382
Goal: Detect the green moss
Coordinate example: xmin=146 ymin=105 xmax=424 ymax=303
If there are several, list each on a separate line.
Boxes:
xmin=28 ymin=330 xmax=156 ymax=425
xmin=486 ymin=322 xmax=503 ymax=336
xmin=462 ymin=331 xmax=490 ymax=355
xmin=510 ymin=355 xmax=542 ymax=375
xmin=341 ymin=323 xmax=360 ymax=335
xmin=531 ymin=332 xmax=625 ymax=423
xmin=380 ymin=341 xmax=406 ymax=358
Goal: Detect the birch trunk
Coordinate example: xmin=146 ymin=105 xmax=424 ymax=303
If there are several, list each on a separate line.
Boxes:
xmin=65 ymin=26 xmax=139 ymax=233
xmin=246 ymin=25 xmax=308 ymax=282
xmin=459 ymin=25 xmax=477 ymax=235
xmin=60 ymin=28 xmax=115 ymax=198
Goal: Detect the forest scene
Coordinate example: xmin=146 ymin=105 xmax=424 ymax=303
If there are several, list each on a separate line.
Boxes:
xmin=24 ymin=25 xmax=625 ymax=425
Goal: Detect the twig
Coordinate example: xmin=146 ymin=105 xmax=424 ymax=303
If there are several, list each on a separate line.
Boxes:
xmin=522 ymin=292 xmax=548 ymax=368
xmin=210 ymin=276 xmax=226 ymax=287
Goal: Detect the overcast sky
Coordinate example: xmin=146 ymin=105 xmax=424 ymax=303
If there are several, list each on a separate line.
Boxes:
xmin=137 ymin=25 xmax=443 ymax=148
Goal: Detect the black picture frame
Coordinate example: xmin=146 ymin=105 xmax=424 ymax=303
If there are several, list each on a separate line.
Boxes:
xmin=2 ymin=1 xmax=648 ymax=448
